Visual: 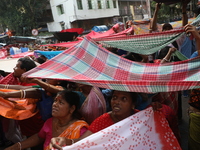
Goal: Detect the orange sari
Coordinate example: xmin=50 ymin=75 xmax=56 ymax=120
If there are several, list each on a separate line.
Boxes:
xmin=0 ymin=89 xmax=39 ymax=120
xmin=44 ymin=120 xmax=89 ymax=150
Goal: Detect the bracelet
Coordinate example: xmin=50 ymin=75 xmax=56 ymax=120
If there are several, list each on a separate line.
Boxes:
xmin=17 ymin=142 xmax=21 ymax=150
xmin=71 ymin=139 xmax=75 ymax=145
xmin=163 ymin=58 xmax=170 ymax=62
xmin=20 ymin=90 xmax=23 ymax=99
xmin=4 ymin=84 xmax=9 ymax=89
xmin=22 ymin=90 xmax=26 ymax=99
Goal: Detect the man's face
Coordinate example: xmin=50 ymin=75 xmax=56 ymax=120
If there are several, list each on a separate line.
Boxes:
xmin=13 ymin=61 xmax=26 ymax=77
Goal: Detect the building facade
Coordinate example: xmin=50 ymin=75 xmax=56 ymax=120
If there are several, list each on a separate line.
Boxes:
xmin=117 ymin=0 xmax=150 ymax=23
xmin=47 ymin=0 xmax=120 ymax=32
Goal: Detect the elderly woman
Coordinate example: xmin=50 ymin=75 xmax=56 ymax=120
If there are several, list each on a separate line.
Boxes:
xmin=5 ymin=90 xmax=89 ymax=150
xmin=49 ymin=90 xmax=138 ymax=149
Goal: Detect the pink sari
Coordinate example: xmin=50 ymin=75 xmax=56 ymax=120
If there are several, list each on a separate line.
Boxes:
xmin=79 ymin=87 xmax=106 ymax=124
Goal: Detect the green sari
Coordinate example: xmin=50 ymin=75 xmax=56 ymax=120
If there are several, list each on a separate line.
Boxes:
xmin=189 ymin=113 xmax=200 ymax=150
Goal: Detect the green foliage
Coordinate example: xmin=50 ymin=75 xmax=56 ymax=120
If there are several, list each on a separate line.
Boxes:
xmin=0 ymin=0 xmax=49 ymax=35
xmin=150 ymin=1 xmax=182 ymax=23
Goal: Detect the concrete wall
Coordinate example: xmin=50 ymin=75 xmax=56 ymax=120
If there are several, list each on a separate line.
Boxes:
xmin=48 ymin=0 xmax=119 ymax=32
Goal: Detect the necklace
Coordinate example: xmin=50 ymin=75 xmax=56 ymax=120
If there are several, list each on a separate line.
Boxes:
xmin=54 ymin=119 xmax=74 ymax=132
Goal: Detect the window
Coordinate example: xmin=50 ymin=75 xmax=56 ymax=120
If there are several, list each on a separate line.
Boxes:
xmin=106 ymin=0 xmax=110 ymax=9
xmin=57 ymin=4 xmax=64 ymax=15
xmin=88 ymin=0 xmax=93 ymax=9
xmin=77 ymin=0 xmax=83 ymax=10
xmin=97 ymin=0 xmax=102 ymax=9
xmin=113 ymin=0 xmax=117 ymax=8
xmin=60 ymin=21 xmax=65 ymax=30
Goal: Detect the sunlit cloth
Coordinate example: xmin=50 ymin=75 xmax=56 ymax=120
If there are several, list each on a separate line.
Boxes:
xmin=79 ymin=87 xmax=106 ymax=124
xmin=86 ymin=28 xmax=116 ymax=39
xmin=42 ymin=118 xmax=89 ymax=150
xmin=42 ymin=37 xmax=83 ymax=48
xmin=0 ymin=48 xmax=7 ymax=59
xmin=24 ymin=36 xmax=200 ymax=93
xmin=10 ymin=51 xmax=34 ymax=58
xmin=188 ymin=113 xmax=200 ymax=149
xmin=62 ymin=107 xmax=181 ymax=150
xmin=0 ymin=89 xmax=39 ymax=120
xmin=34 ymin=50 xmax=64 ymax=60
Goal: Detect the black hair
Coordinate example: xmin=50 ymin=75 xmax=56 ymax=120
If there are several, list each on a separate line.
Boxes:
xmin=124 ymin=52 xmax=143 ymax=62
xmin=162 ymin=23 xmax=173 ymax=31
xmin=40 ymin=55 xmax=47 ymax=60
xmin=157 ymin=46 xmax=171 ymax=59
xmin=57 ymin=90 xmax=80 ymax=117
xmin=35 ymin=57 xmax=46 ymax=64
xmin=18 ymin=57 xmax=36 ymax=71
xmin=0 ymin=70 xmax=6 ymax=77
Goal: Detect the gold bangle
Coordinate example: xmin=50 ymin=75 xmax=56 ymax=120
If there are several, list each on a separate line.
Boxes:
xmin=163 ymin=58 xmax=170 ymax=62
xmin=4 ymin=84 xmax=9 ymax=89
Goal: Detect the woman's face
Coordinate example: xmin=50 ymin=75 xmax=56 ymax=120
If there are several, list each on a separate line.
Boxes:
xmin=111 ymin=91 xmax=135 ymax=118
xmin=13 ymin=61 xmax=26 ymax=78
xmin=52 ymin=94 xmax=74 ymax=118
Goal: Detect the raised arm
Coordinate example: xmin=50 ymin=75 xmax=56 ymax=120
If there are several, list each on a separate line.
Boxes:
xmin=0 ymin=84 xmax=32 ymax=90
xmin=149 ymin=3 xmax=161 ymax=33
xmin=182 ymin=0 xmax=190 ymax=26
xmin=184 ymin=24 xmax=200 ymax=56
xmin=21 ymin=77 xmax=63 ymax=94
xmin=0 ymin=88 xmax=41 ymax=99
xmin=160 ymin=47 xmax=177 ymax=63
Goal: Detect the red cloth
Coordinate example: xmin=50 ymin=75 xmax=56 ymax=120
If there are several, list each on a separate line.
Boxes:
xmin=89 ymin=113 xmax=114 ymax=133
xmin=89 ymin=109 xmax=139 ymax=133
xmin=159 ymin=104 xmax=180 ymax=143
xmin=61 ymin=28 xmax=84 ymax=34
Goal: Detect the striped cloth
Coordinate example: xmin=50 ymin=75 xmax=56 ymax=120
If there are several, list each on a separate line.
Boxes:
xmin=24 ymin=36 xmax=200 ymax=93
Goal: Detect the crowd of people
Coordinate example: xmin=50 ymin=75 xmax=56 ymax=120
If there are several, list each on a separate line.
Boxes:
xmin=0 ymin=1 xmax=200 ymax=150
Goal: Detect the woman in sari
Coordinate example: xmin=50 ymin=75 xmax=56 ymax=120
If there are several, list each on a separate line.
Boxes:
xmin=5 ymin=90 xmax=89 ymax=150
xmin=49 ymin=90 xmax=179 ymax=150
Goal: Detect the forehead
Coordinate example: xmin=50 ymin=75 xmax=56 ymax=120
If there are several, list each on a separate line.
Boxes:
xmin=15 ymin=61 xmax=23 ymax=69
xmin=55 ymin=94 xmax=64 ymax=100
xmin=16 ymin=61 xmax=22 ymax=66
xmin=113 ymin=91 xmax=131 ymax=97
